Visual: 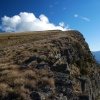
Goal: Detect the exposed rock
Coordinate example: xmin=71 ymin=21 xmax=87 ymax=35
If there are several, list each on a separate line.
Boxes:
xmin=30 ymin=88 xmax=54 ymax=100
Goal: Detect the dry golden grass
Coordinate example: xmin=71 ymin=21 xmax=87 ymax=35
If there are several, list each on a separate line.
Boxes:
xmin=0 ymin=83 xmax=12 ymax=98
xmin=71 ymin=64 xmax=80 ymax=77
xmin=0 ymin=83 xmax=8 ymax=92
xmin=0 ymin=64 xmax=19 ymax=71
xmin=73 ymin=83 xmax=83 ymax=97
xmin=0 ymin=30 xmax=80 ymax=50
xmin=24 ymin=79 xmax=36 ymax=90
xmin=0 ymin=70 xmax=10 ymax=76
xmin=13 ymin=78 xmax=25 ymax=86
xmin=7 ymin=70 xmax=22 ymax=77
xmin=48 ymin=78 xmax=55 ymax=88
xmin=0 ymin=31 xmax=61 ymax=49
xmin=38 ymin=69 xmax=54 ymax=78
xmin=0 ymin=70 xmax=22 ymax=86
xmin=8 ymin=86 xmax=30 ymax=100
xmin=24 ymin=70 xmax=38 ymax=80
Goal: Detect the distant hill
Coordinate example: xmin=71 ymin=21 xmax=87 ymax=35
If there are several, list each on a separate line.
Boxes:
xmin=92 ymin=51 xmax=100 ymax=63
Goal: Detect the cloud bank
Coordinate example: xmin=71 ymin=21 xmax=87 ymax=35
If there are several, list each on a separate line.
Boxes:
xmin=0 ymin=12 xmax=69 ymax=32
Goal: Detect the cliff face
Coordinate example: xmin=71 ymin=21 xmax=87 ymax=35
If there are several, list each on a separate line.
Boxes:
xmin=0 ymin=30 xmax=100 ymax=100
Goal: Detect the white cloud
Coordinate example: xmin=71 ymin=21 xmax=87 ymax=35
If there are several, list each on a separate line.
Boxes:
xmin=55 ymin=2 xmax=58 ymax=4
xmin=81 ymin=17 xmax=90 ymax=21
xmin=59 ymin=22 xmax=65 ymax=27
xmin=63 ymin=7 xmax=66 ymax=10
xmin=0 ymin=12 xmax=70 ymax=32
xmin=74 ymin=14 xmax=78 ymax=17
xmin=74 ymin=14 xmax=90 ymax=21
xmin=49 ymin=5 xmax=53 ymax=8
xmin=50 ymin=12 xmax=53 ymax=14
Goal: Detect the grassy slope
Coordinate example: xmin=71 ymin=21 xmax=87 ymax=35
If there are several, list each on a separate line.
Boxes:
xmin=0 ymin=30 xmax=96 ymax=100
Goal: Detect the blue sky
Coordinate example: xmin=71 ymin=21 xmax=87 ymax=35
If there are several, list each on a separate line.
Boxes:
xmin=0 ymin=0 xmax=100 ymax=51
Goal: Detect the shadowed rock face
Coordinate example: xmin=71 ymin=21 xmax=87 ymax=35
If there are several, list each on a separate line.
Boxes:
xmin=78 ymin=95 xmax=89 ymax=100
xmin=0 ymin=30 xmax=100 ymax=100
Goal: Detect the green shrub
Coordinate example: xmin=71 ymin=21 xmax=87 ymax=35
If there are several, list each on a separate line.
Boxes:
xmin=76 ymin=59 xmax=82 ymax=67
xmin=80 ymin=67 xmax=89 ymax=75
xmin=74 ymin=42 xmax=82 ymax=50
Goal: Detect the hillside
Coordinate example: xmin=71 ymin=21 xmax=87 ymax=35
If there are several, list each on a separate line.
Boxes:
xmin=0 ymin=30 xmax=100 ymax=100
xmin=92 ymin=51 xmax=100 ymax=64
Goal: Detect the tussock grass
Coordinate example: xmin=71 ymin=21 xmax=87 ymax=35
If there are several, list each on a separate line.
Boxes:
xmin=0 ymin=83 xmax=13 ymax=98
xmin=0 ymin=64 xmax=19 ymax=71
xmin=38 ymin=69 xmax=54 ymax=78
xmin=24 ymin=70 xmax=38 ymax=80
xmin=24 ymin=79 xmax=36 ymax=90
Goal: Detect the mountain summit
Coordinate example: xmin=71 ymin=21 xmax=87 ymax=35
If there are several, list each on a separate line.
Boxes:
xmin=0 ymin=30 xmax=100 ymax=100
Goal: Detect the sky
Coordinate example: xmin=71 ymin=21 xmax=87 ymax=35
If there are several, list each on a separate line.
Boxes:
xmin=0 ymin=0 xmax=100 ymax=51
